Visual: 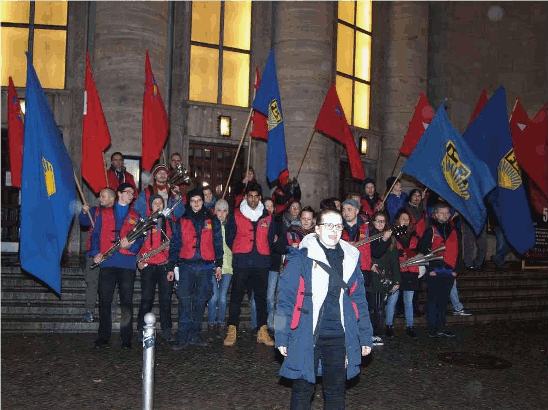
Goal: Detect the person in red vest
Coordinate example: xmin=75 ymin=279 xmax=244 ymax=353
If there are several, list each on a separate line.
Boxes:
xmin=224 ymin=182 xmax=276 ymax=347
xmin=419 ymin=203 xmax=460 ymax=339
xmin=360 ymin=178 xmax=384 ymax=220
xmin=169 ymin=188 xmax=223 ymax=350
xmin=169 ymin=152 xmax=191 ymax=204
xmin=272 ymin=173 xmax=301 ymax=215
xmin=79 ymin=187 xmax=116 ymax=323
xmin=136 ymin=194 xmax=174 ymax=343
xmin=403 ymin=188 xmax=427 ymax=238
xmin=90 ymin=183 xmax=144 ymax=348
xmin=106 ymin=152 xmax=138 ymax=193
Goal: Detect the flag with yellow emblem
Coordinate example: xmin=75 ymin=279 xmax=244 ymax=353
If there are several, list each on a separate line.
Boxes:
xmin=20 ymin=53 xmax=76 ymax=295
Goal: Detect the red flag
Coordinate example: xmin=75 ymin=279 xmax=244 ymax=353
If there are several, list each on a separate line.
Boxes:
xmin=515 ymin=104 xmax=548 ymax=197
xmin=82 ymin=52 xmax=111 ymax=194
xmin=398 ymin=93 xmax=434 ymax=157
xmin=7 ymin=77 xmax=24 ymax=188
xmin=467 ymin=89 xmax=488 ymax=128
xmin=142 ymin=50 xmax=169 ymax=171
xmin=250 ymin=67 xmax=268 ymax=140
xmin=509 ymin=98 xmax=530 ymax=139
xmin=314 ymin=83 xmax=365 ymax=180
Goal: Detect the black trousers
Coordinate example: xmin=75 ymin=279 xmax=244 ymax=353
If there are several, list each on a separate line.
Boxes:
xmin=137 ymin=263 xmax=173 ymax=332
xmin=425 ymin=273 xmax=455 ymax=334
xmin=290 ymin=341 xmax=346 ymax=410
xmin=228 ymin=267 xmax=268 ymax=328
xmin=97 ymin=267 xmax=135 ymax=344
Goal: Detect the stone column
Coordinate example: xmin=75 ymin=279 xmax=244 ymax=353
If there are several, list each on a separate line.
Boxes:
xmin=273 ymin=1 xmax=338 ymax=207
xmin=93 ymin=2 xmax=169 ymax=157
xmin=380 ymin=2 xmax=429 ymax=190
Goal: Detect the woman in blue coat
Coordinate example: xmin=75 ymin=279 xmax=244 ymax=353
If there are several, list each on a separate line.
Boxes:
xmin=275 ymin=208 xmax=373 ymax=410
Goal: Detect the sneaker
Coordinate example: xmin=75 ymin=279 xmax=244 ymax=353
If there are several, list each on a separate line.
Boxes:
xmin=188 ymin=337 xmax=209 ymax=347
xmin=171 ymin=340 xmax=189 ymax=351
xmin=453 ymin=309 xmax=472 ymax=316
xmin=428 ymin=331 xmax=439 ymax=338
xmin=437 ymin=330 xmax=456 ymax=338
xmin=83 ymin=311 xmax=94 ymax=323
xmin=91 ymin=338 xmax=108 ymax=348
xmin=406 ymin=327 xmax=417 ymax=339
xmin=372 ymin=336 xmax=384 ymax=346
xmin=385 ymin=326 xmax=394 ymax=338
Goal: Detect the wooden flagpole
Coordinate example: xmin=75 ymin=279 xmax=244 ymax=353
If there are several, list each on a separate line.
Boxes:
xmin=295 ymin=128 xmax=316 ymax=180
xmin=73 ymin=171 xmax=94 ymax=228
xmin=382 ymin=171 xmax=402 ymax=205
xmin=103 ymin=158 xmax=109 ymax=188
xmin=222 ymin=107 xmax=254 ymax=200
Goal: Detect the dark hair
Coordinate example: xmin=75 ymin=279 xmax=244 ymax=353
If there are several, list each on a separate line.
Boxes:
xmin=300 ymin=206 xmax=316 ymax=219
xmin=407 ymin=188 xmax=422 ymax=202
xmin=316 ymin=208 xmax=343 ymax=226
xmin=370 ymin=211 xmax=390 ymax=232
xmin=117 ymin=182 xmax=134 ymax=193
xmin=244 ymin=182 xmax=262 ymax=196
xmin=111 ymin=151 xmax=123 ymax=161
xmin=288 ymin=200 xmax=302 ymax=210
xmin=170 ymin=152 xmax=182 ymax=159
xmin=202 ymin=185 xmax=213 ymax=193
xmin=394 ymin=208 xmax=411 ymax=223
xmin=319 ymin=198 xmax=337 ymax=210
xmin=433 ymin=202 xmax=450 ymax=214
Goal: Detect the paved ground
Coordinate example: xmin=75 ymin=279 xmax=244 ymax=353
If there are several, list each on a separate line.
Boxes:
xmin=2 ymin=321 xmax=547 ymax=410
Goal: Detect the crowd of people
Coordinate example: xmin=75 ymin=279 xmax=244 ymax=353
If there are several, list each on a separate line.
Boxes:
xmin=80 ymin=151 xmax=502 ymax=408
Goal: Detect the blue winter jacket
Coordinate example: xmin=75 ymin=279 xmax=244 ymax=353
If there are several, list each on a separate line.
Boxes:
xmin=275 ymin=233 xmax=373 ymax=383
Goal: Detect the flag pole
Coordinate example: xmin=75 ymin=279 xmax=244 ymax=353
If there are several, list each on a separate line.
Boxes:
xmin=222 ymin=107 xmax=254 ymax=200
xmin=73 ymin=171 xmax=94 ymax=227
xmin=295 ymin=128 xmax=316 ymax=179
xmin=103 ymin=158 xmax=109 ymax=188
xmin=389 ymin=153 xmax=401 ymax=179
xmin=509 ymin=98 xmax=519 ymax=124
xmin=382 ymin=171 xmax=402 ymax=205
xmin=245 ymin=124 xmax=253 ymax=189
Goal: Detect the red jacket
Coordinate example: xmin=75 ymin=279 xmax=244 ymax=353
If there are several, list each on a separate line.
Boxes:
xmin=138 ymin=218 xmax=171 ymax=264
xmin=342 ymin=220 xmax=371 ymax=271
xmin=397 ymin=235 xmax=420 ymax=274
xmin=107 ymin=168 xmax=138 ymax=193
xmin=178 ymin=217 xmax=216 ymax=261
xmin=360 ymin=197 xmax=382 ymax=219
xmin=431 ymin=226 xmax=458 ymax=269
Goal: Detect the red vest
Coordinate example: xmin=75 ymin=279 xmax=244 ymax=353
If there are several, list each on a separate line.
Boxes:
xmin=431 ymin=226 xmax=458 ymax=269
xmin=342 ymin=223 xmax=371 ymax=271
xmin=178 ymin=217 xmax=215 ymax=261
xmin=139 ymin=219 xmax=172 ymax=264
xmin=360 ymin=197 xmax=382 ymax=219
xmin=409 ymin=212 xmax=427 ymax=238
xmin=397 ymin=235 xmax=420 ymax=273
xmin=99 ymin=207 xmax=141 ymax=255
xmin=86 ymin=206 xmax=103 ymax=251
xmin=107 ymin=168 xmax=138 ymax=194
xmin=232 ymin=210 xmax=272 ymax=255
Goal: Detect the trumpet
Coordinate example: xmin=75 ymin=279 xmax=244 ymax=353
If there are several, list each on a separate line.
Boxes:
xmin=168 ymin=164 xmax=191 ymax=187
xmin=400 ymin=246 xmax=446 ymax=269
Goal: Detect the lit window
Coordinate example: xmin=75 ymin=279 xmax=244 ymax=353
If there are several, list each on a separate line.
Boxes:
xmin=336 ymin=1 xmax=372 ymax=129
xmin=1 ymin=1 xmax=68 ymax=89
xmin=189 ymin=1 xmax=251 ymax=107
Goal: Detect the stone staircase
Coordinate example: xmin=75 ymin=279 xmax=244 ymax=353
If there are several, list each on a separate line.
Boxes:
xmin=1 ymin=256 xmax=548 ymax=334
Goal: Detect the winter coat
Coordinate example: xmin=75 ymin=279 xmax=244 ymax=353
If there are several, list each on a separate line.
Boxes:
xmin=275 ymin=233 xmax=373 ymax=383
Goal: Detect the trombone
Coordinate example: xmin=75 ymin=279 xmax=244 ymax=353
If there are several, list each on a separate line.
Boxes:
xmin=400 ymin=246 xmax=446 ymax=268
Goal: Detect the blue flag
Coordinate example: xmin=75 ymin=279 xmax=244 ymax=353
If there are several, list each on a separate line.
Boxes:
xmin=402 ymin=102 xmax=496 ymax=234
xmin=252 ymin=49 xmax=288 ymax=183
xmin=463 ymin=86 xmax=535 ymax=254
xmin=20 ymin=54 xmax=77 ymax=294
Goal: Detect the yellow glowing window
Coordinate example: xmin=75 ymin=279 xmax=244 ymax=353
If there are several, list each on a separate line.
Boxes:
xmin=190 ymin=1 xmax=251 ymax=107
xmin=1 ymin=1 xmax=68 ymax=89
xmin=336 ymin=1 xmax=372 ymax=129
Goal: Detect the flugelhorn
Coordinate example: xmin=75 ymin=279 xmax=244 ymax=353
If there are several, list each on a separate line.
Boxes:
xmin=168 ymin=164 xmax=191 ymax=186
xmin=400 ymin=246 xmax=446 ymax=269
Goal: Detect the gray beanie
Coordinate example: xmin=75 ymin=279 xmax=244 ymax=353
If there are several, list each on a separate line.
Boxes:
xmin=342 ymin=198 xmax=360 ymax=210
xmin=215 ymin=199 xmax=229 ymax=212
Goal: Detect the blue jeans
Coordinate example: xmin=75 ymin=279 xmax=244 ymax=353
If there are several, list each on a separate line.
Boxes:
xmin=207 ymin=274 xmax=232 ymax=325
xmin=494 ymin=225 xmax=511 ymax=266
xmin=449 ymin=281 xmax=463 ymax=312
xmin=249 ymin=270 xmax=278 ymax=329
xmin=176 ymin=263 xmax=214 ymax=342
xmin=386 ymin=289 xmax=414 ymax=327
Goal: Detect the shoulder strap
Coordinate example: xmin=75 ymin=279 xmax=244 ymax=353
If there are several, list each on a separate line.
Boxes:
xmin=309 ymin=258 xmax=349 ymax=292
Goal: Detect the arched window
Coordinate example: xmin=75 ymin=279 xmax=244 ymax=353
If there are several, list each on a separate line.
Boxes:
xmin=336 ymin=1 xmax=372 ymax=129
xmin=1 ymin=1 xmax=68 ymax=89
xmin=189 ymin=1 xmax=251 ymax=107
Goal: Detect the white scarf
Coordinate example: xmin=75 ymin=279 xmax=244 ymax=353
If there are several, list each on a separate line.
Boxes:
xmin=240 ymin=199 xmax=265 ymax=222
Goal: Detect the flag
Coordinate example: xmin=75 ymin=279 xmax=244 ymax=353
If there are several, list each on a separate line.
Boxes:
xmin=82 ymin=52 xmax=111 ymax=194
xmin=467 ymin=89 xmax=488 ymax=128
xmin=7 ymin=76 xmax=24 ymax=188
xmin=463 ymin=86 xmax=535 ymax=254
xmin=20 ymin=53 xmax=77 ymax=295
xmin=514 ymin=104 xmax=547 ymax=197
xmin=250 ymin=67 xmax=268 ymax=140
xmin=509 ymin=98 xmax=530 ymax=138
xmin=142 ymin=50 xmax=169 ymax=171
xmin=314 ymin=83 xmax=365 ymax=180
xmin=252 ymin=50 xmax=288 ymax=183
xmin=398 ymin=93 xmax=434 ymax=156
xmin=401 ymin=102 xmax=496 ymax=234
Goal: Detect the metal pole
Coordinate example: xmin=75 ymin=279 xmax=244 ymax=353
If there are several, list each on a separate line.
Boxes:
xmin=142 ymin=312 xmax=156 ymax=410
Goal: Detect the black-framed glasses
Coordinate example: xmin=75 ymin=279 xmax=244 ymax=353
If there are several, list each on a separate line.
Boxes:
xmin=318 ymin=223 xmax=344 ymax=232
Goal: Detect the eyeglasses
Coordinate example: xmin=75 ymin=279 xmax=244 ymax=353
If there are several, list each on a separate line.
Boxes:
xmin=373 ymin=219 xmax=386 ymax=224
xmin=318 ymin=223 xmax=344 ymax=232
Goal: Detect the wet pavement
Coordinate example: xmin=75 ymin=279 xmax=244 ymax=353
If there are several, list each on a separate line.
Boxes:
xmin=2 ymin=321 xmax=547 ymax=410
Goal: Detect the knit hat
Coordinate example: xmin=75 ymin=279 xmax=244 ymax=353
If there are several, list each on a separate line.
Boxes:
xmin=342 ymin=199 xmax=360 ymax=210
xmin=148 ymin=194 xmax=164 ymax=210
xmin=215 ymin=199 xmax=229 ymax=212
xmin=408 ymin=188 xmax=422 ymax=200
xmin=386 ymin=176 xmax=397 ymax=191
xmin=363 ymin=177 xmax=376 ymax=188
xmin=186 ymin=188 xmax=204 ymax=203
xmin=152 ymin=164 xmax=169 ymax=177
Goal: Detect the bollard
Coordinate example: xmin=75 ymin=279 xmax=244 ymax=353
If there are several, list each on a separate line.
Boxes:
xmin=142 ymin=312 xmax=156 ymax=410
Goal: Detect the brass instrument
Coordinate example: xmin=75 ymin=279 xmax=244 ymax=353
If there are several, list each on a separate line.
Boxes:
xmin=400 ymin=246 xmax=446 ymax=269
xmin=352 ymin=225 xmax=408 ymax=248
xmin=168 ymin=164 xmax=191 ymax=186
